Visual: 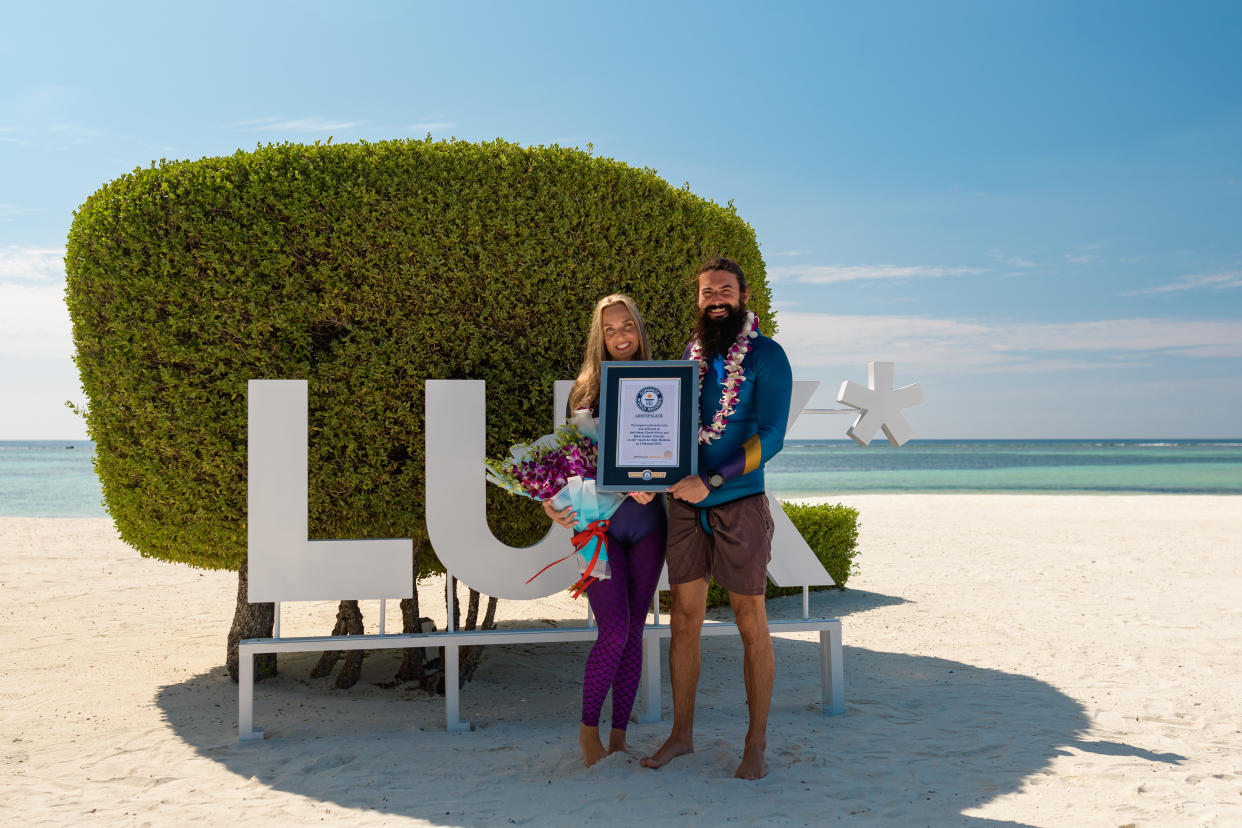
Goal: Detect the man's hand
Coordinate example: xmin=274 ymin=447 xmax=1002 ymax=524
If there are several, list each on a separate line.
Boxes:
xmin=542 ymin=498 xmax=577 ymax=528
xmin=668 ymin=475 xmax=709 ymax=504
xmin=628 ymin=491 xmax=656 ymax=505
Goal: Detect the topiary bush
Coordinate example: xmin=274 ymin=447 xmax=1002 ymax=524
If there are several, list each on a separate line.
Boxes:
xmin=772 ymin=501 xmax=860 ymax=592
xmin=65 ymin=138 xmax=772 ymax=578
xmin=659 ymin=501 xmax=860 ymax=612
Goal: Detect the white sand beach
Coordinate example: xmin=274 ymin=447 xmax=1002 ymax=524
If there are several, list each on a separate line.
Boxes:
xmin=2 ymin=495 xmax=1240 ymax=826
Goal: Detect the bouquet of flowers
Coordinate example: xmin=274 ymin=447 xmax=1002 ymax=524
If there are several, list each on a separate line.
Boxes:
xmin=485 ymin=412 xmax=625 ymax=597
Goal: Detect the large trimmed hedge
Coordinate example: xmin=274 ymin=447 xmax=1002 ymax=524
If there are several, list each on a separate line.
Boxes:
xmin=66 ymin=138 xmax=771 ymax=573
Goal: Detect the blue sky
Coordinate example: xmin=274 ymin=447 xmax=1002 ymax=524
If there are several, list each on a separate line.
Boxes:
xmin=2 ymin=0 xmax=1240 ymax=439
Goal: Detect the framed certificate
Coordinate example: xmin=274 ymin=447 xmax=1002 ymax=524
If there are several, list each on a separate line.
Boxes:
xmin=597 ymin=360 xmax=699 ymax=492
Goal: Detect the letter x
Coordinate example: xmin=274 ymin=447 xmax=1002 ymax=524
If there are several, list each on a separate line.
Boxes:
xmin=836 ymin=362 xmax=925 ymax=447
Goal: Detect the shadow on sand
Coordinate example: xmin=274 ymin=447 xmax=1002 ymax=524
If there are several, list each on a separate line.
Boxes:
xmin=156 ymin=589 xmax=1182 ymax=826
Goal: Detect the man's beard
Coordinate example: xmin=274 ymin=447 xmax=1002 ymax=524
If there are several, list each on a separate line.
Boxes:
xmin=693 ymin=303 xmax=747 ymax=361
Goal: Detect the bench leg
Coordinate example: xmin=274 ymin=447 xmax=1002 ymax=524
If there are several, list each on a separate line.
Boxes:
xmin=634 ymin=631 xmax=662 ymax=724
xmin=238 ymin=646 xmax=264 ymax=741
xmin=820 ymin=623 xmax=845 ymax=715
xmin=444 ymin=640 xmax=471 ymax=732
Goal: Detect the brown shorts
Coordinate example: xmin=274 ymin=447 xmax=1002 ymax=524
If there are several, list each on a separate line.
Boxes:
xmin=666 ymin=493 xmax=774 ymax=596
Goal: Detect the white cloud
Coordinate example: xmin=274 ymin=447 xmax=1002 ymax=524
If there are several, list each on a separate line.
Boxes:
xmin=409 ymin=121 xmax=456 ymax=132
xmin=0 ymin=204 xmax=40 ymax=221
xmin=0 ymin=246 xmax=70 ymax=358
xmin=988 ymin=249 xmax=1036 ymax=268
xmin=0 ymin=245 xmax=63 ymax=282
xmin=0 ymin=123 xmax=106 ymax=148
xmin=775 ymin=312 xmax=1242 ymax=373
xmin=1122 ymin=271 xmax=1242 ymax=296
xmin=0 ymin=384 xmax=88 ymax=440
xmin=997 ymin=318 xmax=1242 ymax=357
xmin=1064 ymin=244 xmax=1104 ymax=265
xmin=40 ymin=123 xmax=105 ymax=146
xmin=767 ymin=264 xmax=987 ymax=283
xmin=228 ymin=116 xmax=364 ymax=132
xmin=0 ymin=282 xmax=72 ymax=358
xmin=261 ymin=117 xmax=364 ymax=132
xmin=771 ymin=250 xmax=809 ymax=257
xmin=223 ymin=116 xmax=282 ymax=128
xmin=48 ymin=123 xmax=102 ymax=137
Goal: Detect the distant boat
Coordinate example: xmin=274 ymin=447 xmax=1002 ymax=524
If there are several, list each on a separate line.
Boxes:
xmin=65 ymin=445 xmax=75 ymax=449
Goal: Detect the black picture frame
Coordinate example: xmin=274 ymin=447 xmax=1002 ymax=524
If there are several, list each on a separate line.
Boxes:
xmin=597 ymin=360 xmax=699 ymax=492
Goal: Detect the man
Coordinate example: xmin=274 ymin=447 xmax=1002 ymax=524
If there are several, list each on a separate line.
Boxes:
xmin=642 ymin=257 xmax=792 ymax=780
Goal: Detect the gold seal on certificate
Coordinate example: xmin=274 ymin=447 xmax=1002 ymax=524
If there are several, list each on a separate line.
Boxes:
xmin=597 ymin=361 xmax=699 ymax=492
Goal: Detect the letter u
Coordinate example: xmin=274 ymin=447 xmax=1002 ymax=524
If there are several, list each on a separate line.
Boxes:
xmin=424 ymin=380 xmax=579 ymax=599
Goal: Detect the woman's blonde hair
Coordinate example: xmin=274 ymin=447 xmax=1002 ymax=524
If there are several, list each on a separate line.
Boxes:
xmin=568 ymin=294 xmax=654 ymax=412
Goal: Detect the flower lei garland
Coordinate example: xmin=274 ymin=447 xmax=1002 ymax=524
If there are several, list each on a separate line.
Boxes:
xmin=688 ymin=310 xmax=758 ymax=444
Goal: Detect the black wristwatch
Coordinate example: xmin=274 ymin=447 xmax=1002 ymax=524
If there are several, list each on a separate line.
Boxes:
xmin=705 ymin=471 xmax=725 ymax=489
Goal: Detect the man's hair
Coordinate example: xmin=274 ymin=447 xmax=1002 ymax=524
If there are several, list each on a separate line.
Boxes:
xmin=695 ymin=257 xmax=747 ymax=295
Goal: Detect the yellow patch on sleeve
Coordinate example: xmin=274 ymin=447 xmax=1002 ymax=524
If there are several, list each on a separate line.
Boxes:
xmin=743 ymin=435 xmax=762 ymax=475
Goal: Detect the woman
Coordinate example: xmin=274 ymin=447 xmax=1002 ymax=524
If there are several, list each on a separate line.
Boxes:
xmin=544 ymin=294 xmax=667 ymax=767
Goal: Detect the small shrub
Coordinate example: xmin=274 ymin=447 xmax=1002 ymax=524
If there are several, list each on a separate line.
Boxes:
xmin=775 ymin=501 xmax=860 ymax=590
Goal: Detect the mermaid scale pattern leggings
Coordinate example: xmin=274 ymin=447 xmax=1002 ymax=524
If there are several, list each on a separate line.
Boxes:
xmin=580 ymin=528 xmax=665 ymax=729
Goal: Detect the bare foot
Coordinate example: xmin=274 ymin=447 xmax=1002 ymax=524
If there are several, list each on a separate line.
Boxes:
xmin=607 ymin=728 xmax=637 ymax=758
xmin=733 ymin=742 xmax=767 ymax=780
xmin=579 ymin=723 xmax=607 ymax=767
xmin=640 ymin=734 xmax=694 ymax=769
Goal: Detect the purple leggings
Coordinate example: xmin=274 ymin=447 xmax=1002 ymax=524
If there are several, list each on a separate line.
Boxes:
xmin=580 ymin=508 xmax=666 ymax=730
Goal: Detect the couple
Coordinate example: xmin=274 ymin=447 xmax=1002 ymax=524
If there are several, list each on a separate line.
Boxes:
xmin=544 ymin=257 xmax=792 ymax=780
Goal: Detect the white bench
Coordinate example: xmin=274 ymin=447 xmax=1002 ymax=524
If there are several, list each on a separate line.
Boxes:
xmin=238 ymin=603 xmax=844 ymax=737
xmin=238 ymin=378 xmax=845 ymax=740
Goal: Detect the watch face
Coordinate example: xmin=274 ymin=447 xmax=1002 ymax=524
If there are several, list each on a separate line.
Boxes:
xmin=709 ymin=473 xmax=724 ymax=488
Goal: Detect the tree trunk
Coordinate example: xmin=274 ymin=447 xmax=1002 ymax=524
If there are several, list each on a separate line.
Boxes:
xmin=309 ymin=600 xmax=365 ymax=688
xmin=400 ymin=575 xmax=502 ymax=694
xmin=421 ymin=576 xmax=460 ymax=694
xmin=460 ymin=594 xmax=498 ymax=682
xmin=308 ymin=605 xmax=347 ymax=677
xmin=464 ymin=587 xmax=480 ymax=631
xmin=449 ymin=575 xmax=461 ymax=632
xmin=395 ymin=539 xmax=426 ymax=683
xmin=226 ymin=561 xmax=276 ymax=683
xmin=334 ymin=601 xmax=365 ymax=689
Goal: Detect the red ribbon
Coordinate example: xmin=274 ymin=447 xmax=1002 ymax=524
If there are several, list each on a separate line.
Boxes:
xmin=525 ymin=519 xmax=610 ymax=600
xmin=568 ymin=519 xmax=609 ymax=598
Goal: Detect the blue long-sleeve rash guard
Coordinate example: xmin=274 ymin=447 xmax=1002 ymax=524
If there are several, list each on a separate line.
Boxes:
xmin=684 ymin=332 xmax=793 ymax=508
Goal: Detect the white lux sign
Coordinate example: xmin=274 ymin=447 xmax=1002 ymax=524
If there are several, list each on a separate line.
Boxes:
xmin=247 ymin=379 xmax=834 ymax=603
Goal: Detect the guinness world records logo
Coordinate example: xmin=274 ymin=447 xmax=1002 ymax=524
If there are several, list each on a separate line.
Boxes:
xmin=635 ymin=386 xmax=663 ymax=412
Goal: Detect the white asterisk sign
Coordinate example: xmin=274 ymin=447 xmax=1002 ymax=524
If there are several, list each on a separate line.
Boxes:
xmin=836 ymin=362 xmax=925 ymax=446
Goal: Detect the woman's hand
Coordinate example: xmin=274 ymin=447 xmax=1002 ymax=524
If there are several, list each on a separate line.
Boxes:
xmin=542 ymin=498 xmax=578 ymax=528
xmin=627 ymin=491 xmax=656 ymax=505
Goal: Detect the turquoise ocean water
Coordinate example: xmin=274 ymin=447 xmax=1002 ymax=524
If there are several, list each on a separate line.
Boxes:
xmin=1 ymin=441 xmax=110 ymax=517
xmin=2 ymin=439 xmax=1240 ymax=518
xmin=767 ymin=439 xmax=1242 ymax=496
